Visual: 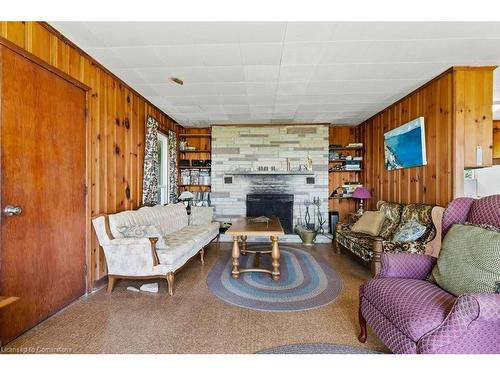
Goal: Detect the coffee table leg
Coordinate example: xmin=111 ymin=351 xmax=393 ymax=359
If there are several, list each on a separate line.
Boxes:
xmin=231 ymin=236 xmax=240 ymax=279
xmin=271 ymin=236 xmax=280 ymax=281
xmin=241 ymin=235 xmax=248 ymax=255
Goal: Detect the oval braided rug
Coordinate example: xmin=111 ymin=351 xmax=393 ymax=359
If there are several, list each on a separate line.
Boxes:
xmin=206 ymin=245 xmax=343 ymax=312
xmin=257 ymin=343 xmax=381 ymax=354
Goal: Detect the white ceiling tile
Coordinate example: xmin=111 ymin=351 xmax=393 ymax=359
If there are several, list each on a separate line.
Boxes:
xmin=240 ymin=43 xmax=283 ymax=65
xmin=198 ymin=44 xmax=243 ymax=66
xmin=206 ymin=66 xmax=246 ymax=82
xmin=278 ymin=65 xmax=315 ymax=82
xmin=245 ymin=83 xmax=277 ymax=96
xmin=277 ymin=82 xmax=308 ymax=95
xmin=222 ymin=105 xmax=250 ymax=114
xmin=284 ymin=22 xmax=335 ymax=42
xmin=244 ymin=66 xmax=280 ymax=82
xmin=281 ymin=42 xmax=327 ymax=65
xmin=237 ymin=23 xmax=287 ymax=43
xmin=154 ymin=45 xmax=205 ymax=67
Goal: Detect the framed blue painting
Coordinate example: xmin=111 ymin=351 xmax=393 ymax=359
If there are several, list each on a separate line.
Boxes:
xmin=384 ymin=117 xmax=427 ymax=171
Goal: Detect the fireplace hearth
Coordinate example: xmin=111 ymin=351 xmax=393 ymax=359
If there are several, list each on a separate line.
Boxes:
xmin=246 ymin=194 xmax=294 ymax=234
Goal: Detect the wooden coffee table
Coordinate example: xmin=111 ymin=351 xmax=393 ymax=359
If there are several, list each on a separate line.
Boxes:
xmin=225 ymin=216 xmax=285 ymax=281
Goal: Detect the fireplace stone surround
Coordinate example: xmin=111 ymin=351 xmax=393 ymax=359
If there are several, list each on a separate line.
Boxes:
xmin=211 ymin=124 xmax=329 ymax=243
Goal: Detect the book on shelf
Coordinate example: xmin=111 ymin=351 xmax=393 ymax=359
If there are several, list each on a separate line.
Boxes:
xmin=181 ymin=169 xmax=191 ymax=185
xmin=190 ymin=169 xmax=200 ymax=185
xmin=199 ymin=170 xmax=211 ymax=185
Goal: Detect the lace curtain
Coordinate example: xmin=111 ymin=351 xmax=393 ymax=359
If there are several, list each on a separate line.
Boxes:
xmin=142 ymin=116 xmax=159 ymax=204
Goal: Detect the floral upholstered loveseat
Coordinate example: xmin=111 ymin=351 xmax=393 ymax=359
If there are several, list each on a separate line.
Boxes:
xmin=336 ymin=201 xmax=444 ymax=275
xmin=92 ymin=203 xmax=220 ymax=296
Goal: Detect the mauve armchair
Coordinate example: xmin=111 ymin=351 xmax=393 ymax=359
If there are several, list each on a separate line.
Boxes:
xmin=358 ymin=195 xmax=500 ymax=354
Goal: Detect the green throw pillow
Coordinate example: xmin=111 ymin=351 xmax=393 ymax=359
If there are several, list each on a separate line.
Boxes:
xmin=431 ymin=224 xmax=500 ymax=296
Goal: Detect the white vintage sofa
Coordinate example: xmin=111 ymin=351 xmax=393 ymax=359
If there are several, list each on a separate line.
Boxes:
xmin=92 ymin=203 xmax=219 ymax=296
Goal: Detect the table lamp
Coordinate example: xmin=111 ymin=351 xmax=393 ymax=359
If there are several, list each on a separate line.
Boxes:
xmin=352 ymin=187 xmax=372 ymax=215
xmin=178 ymin=191 xmax=194 ymax=215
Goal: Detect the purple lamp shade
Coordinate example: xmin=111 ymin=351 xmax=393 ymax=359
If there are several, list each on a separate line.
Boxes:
xmin=352 ymin=187 xmax=372 ymax=199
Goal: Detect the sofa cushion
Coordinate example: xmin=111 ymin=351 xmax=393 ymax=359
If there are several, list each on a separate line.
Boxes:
xmin=392 ymin=218 xmax=427 ymax=242
xmin=351 ymin=211 xmax=385 ymax=236
xmin=144 ymin=203 xmax=188 ymax=235
xmin=362 ymin=278 xmax=455 ymax=341
xmin=431 ymin=224 xmax=500 ymax=296
xmin=393 ymin=203 xmax=435 ymax=244
xmin=377 ymin=201 xmax=403 ymax=239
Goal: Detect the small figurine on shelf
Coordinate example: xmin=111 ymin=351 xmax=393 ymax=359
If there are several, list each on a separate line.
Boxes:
xmin=306 ymin=153 xmax=313 ymax=171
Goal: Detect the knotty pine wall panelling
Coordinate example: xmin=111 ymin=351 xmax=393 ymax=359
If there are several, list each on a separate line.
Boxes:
xmin=0 ymin=22 xmax=182 ymax=288
xmin=358 ymin=67 xmax=494 ymax=210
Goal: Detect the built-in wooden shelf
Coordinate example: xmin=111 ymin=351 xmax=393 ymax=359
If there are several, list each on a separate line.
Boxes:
xmin=329 ymin=196 xmax=355 ymax=200
xmin=180 ymin=134 xmax=212 ymax=138
xmin=329 ymin=170 xmax=363 ymax=173
xmin=179 ymin=150 xmax=211 ymax=153
xmin=179 ymin=166 xmax=211 ymax=170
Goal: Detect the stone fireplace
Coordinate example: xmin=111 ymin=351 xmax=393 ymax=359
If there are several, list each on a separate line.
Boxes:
xmin=246 ymin=194 xmax=294 ymax=233
xmin=211 ymin=124 xmax=329 ymax=242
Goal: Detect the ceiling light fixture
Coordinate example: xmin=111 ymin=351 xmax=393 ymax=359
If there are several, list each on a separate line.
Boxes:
xmin=169 ymin=77 xmax=184 ymax=86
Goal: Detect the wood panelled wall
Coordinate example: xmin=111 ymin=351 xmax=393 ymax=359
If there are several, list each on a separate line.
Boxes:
xmin=358 ymin=67 xmax=494 ymax=210
xmin=0 ymin=22 xmax=182 ymax=288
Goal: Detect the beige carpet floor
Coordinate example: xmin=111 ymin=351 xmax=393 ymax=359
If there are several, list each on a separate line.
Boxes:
xmin=5 ymin=242 xmax=389 ymax=354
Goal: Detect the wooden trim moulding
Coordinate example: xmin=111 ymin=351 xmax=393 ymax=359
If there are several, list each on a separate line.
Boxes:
xmin=0 ymin=35 xmax=90 ymax=91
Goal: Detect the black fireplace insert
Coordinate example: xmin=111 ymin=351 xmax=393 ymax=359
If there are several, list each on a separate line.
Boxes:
xmin=246 ymin=194 xmax=294 ymax=234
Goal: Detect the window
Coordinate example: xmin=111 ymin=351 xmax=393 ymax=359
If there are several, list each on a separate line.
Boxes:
xmin=157 ymin=132 xmax=170 ymax=205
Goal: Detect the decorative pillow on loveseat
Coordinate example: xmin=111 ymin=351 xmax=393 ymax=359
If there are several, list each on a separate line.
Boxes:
xmin=351 ymin=211 xmax=385 ymax=236
xmin=430 ymin=224 xmax=500 ymax=296
xmin=392 ymin=218 xmax=427 ymax=242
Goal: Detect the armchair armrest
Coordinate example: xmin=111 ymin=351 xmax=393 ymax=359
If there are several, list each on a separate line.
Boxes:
xmin=372 ymin=238 xmax=427 ymax=277
xmin=378 ymin=253 xmax=436 ymax=279
xmin=102 ymin=237 xmax=160 ymax=276
xmin=371 ymin=236 xmax=384 ymax=276
xmin=418 ymin=293 xmax=500 ymax=353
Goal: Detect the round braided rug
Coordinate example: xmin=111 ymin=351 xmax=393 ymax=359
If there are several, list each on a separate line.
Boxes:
xmin=207 ymin=245 xmax=343 ymax=312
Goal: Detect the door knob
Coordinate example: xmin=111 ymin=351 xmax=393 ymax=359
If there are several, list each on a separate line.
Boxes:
xmin=2 ymin=205 xmax=22 ymax=216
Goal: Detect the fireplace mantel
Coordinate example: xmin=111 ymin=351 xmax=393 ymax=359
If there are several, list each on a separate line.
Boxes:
xmin=227 ymin=171 xmax=315 ymax=176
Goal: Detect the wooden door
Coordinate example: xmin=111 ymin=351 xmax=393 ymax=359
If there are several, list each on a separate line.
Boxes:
xmin=0 ymin=45 xmax=87 ymax=345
